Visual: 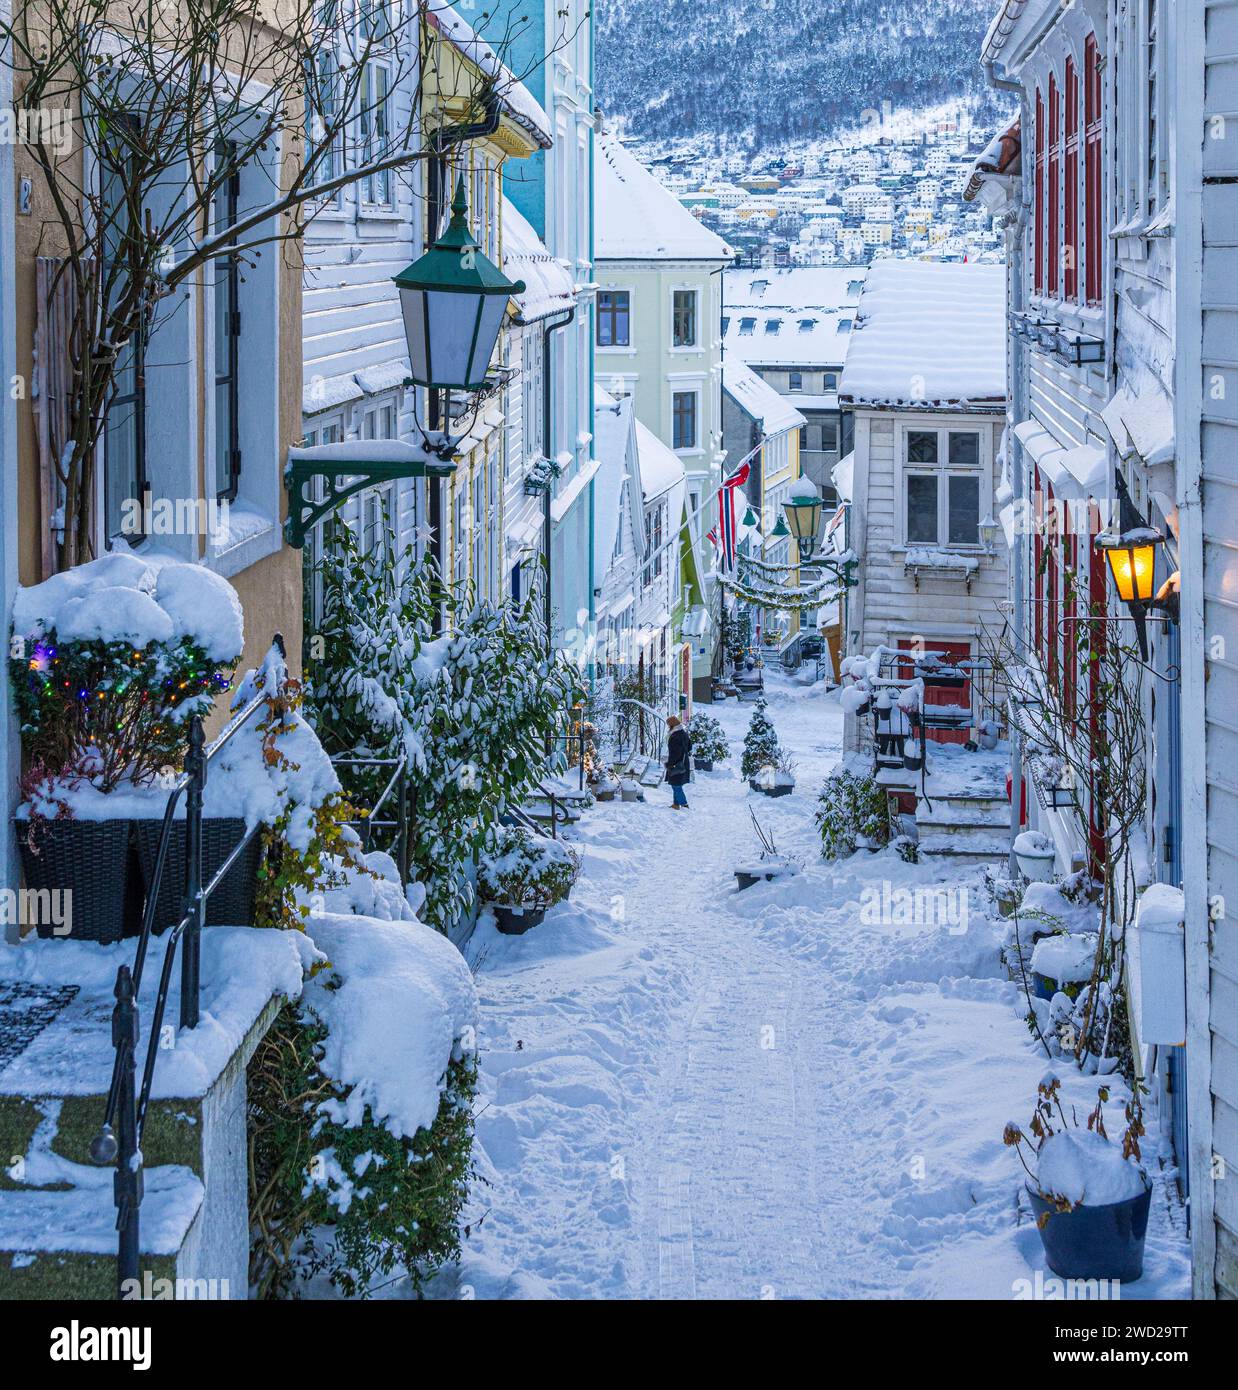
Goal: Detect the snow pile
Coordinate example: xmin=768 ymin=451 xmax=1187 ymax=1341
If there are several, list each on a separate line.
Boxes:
xmin=1037 ymin=1129 xmax=1147 ymax=1209
xmin=13 ymin=553 xmax=243 ymax=660
xmin=1030 ymin=932 xmax=1099 ymax=987
xmin=302 ymin=912 xmax=478 ymax=1139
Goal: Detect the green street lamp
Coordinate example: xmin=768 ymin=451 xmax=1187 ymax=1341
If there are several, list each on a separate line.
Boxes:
xmin=394 ymin=175 xmax=525 ymax=398
xmin=783 ymin=484 xmax=825 ymax=562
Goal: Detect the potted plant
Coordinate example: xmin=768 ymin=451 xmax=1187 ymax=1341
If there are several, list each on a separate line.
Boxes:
xmin=687 ymin=712 xmax=729 ymax=772
xmin=620 ymin=777 xmax=643 ymax=803
xmin=752 ymin=751 xmax=797 ymax=798
xmin=10 ymin=556 xmax=243 ymax=942
xmin=1005 ymin=1076 xmax=1151 ymax=1283
xmin=735 ymin=809 xmax=800 ymax=890
xmin=1029 ymin=930 xmax=1099 ymax=1003
xmin=477 ymin=826 xmax=582 ymax=935
xmin=1014 ymin=829 xmax=1057 ymax=882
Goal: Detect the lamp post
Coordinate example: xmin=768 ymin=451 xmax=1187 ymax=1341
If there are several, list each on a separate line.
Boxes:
xmin=783 ymin=484 xmax=825 ymax=563
xmin=1095 ymin=528 xmax=1167 ymax=661
xmin=394 ymin=174 xmax=525 ymax=455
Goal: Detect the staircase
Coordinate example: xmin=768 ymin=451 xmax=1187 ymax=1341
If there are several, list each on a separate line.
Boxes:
xmin=916 ymin=792 xmax=1011 ymax=867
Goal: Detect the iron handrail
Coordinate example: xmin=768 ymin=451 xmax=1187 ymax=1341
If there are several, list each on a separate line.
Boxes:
xmin=90 ymin=634 xmax=288 ymax=1299
xmin=331 ymin=754 xmax=409 ymax=882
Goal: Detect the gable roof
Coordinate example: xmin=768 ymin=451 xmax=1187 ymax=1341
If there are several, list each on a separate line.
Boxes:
xmin=722 ymin=359 xmax=807 ymax=437
xmin=839 ymin=261 xmax=1007 ymax=410
xmin=595 ymin=133 xmax=734 ymax=262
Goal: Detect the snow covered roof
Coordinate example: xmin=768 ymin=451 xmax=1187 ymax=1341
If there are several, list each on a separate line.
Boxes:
xmin=425 ymin=1 xmax=552 ymax=148
xmin=839 ymin=261 xmax=1007 ymax=409
xmin=634 ymin=417 xmax=685 ymax=502
xmin=596 ymin=133 xmax=734 ymax=262
xmin=593 ymin=387 xmax=634 ymax=573
xmin=503 ymin=197 xmax=576 ymax=324
xmin=1102 ymin=382 xmax=1175 ymax=468
xmin=723 ymin=359 xmax=807 ymax=437
xmin=724 ymin=267 xmax=867 ymax=311
xmin=723 ymin=308 xmax=855 ymax=369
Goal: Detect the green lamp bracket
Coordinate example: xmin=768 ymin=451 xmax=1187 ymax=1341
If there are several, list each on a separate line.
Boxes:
xmin=284 ymin=444 xmax=456 ymax=549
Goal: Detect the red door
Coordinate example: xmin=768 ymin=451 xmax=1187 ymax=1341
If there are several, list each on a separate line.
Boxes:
xmin=897 ymin=639 xmax=973 ymax=746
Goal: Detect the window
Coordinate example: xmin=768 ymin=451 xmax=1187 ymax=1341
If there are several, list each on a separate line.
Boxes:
xmin=739 ymin=317 xmax=756 ymax=335
xmin=788 ymin=371 xmax=803 ymax=392
xmin=837 ymin=317 xmax=853 ymax=332
xmin=1085 ymin=34 xmax=1103 ymax=304
xmin=303 ymin=418 xmax=343 ymax=624
xmin=824 ymin=371 xmax=839 ymax=391
xmin=360 ymin=401 xmax=395 ymax=564
xmin=820 ymin=417 xmax=839 ymax=452
xmin=643 ymin=502 xmax=664 ymax=589
xmin=597 ymin=290 xmax=631 ymax=347
xmin=1064 ymin=57 xmax=1079 ymax=302
xmin=672 ymin=289 xmax=697 ymax=348
xmin=1047 ymin=75 xmax=1061 ymax=297
xmin=214 ymin=143 xmax=242 ymax=502
xmin=902 ymin=428 xmax=983 ymax=548
xmin=360 ymin=61 xmax=391 ymax=205
xmin=672 ymin=391 xmax=698 ymax=450
xmin=102 ymin=114 xmax=147 ymax=540
xmin=1147 ymin=0 xmax=1161 ymax=214
xmin=305 ymin=49 xmax=340 ymax=189
xmin=764 ymin=318 xmax=782 ymax=335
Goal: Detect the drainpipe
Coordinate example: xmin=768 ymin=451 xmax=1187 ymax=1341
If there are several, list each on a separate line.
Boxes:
xmin=542 ymin=305 xmax=577 ymax=646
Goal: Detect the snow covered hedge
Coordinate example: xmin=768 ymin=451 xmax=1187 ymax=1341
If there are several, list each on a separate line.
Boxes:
xmin=687 ymin=712 xmax=730 ymax=764
xmin=815 ymin=764 xmax=892 ymax=859
xmin=249 ymin=851 xmax=480 ymax=1298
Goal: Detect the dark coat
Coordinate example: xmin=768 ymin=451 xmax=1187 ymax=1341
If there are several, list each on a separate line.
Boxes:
xmin=665 ymin=727 xmax=692 ymax=786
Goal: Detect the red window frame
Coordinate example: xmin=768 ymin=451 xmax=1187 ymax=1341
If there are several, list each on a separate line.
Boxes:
xmin=1084 ymin=34 xmax=1103 ymax=305
xmin=1087 ymin=509 xmax=1109 ymax=873
xmin=1046 ymin=484 xmax=1059 ymax=689
xmin=1063 ymin=528 xmax=1078 ymax=726
xmin=1033 ymin=465 xmax=1045 ymax=655
xmin=1064 ymin=57 xmax=1080 ymax=302
xmin=1047 ymin=75 xmax=1061 ymax=298
xmin=1034 ymin=89 xmax=1046 ymax=294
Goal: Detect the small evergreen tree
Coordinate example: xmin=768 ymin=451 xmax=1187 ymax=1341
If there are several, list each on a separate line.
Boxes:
xmin=741 ymin=696 xmax=781 ymax=779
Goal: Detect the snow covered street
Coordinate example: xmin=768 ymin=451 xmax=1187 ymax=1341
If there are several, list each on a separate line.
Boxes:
xmin=433 ymin=679 xmax=1192 ymax=1300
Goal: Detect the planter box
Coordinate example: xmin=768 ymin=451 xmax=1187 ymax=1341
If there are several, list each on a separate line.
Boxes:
xmin=14 ymin=818 xmax=140 ymax=943
xmin=750 ymin=778 xmax=794 ymax=798
xmin=594 ymin=788 xmax=617 ymax=803
xmin=492 ymin=904 xmax=546 ymax=936
xmin=620 ymin=787 xmax=643 ymax=803
xmin=134 ymin=818 xmax=263 ymax=934
xmin=1027 ymin=1183 xmax=1151 ymax=1284
xmin=694 ymin=758 xmax=714 ymax=772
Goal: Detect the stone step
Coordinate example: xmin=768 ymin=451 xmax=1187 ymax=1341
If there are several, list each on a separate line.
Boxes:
xmin=917 ymin=808 xmax=1010 ymax=834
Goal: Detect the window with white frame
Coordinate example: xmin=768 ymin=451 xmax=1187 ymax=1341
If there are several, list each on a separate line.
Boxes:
xmin=453 ymin=482 xmax=467 ymax=590
xmin=360 ymin=400 xmax=396 ymax=564
xmin=643 ymin=501 xmax=664 ymax=589
xmin=360 ymin=59 xmax=392 ymax=205
xmin=902 ymin=426 xmax=984 ymax=549
xmin=471 ymin=466 xmax=485 ymax=595
xmin=672 ymin=289 xmax=698 ymax=348
xmin=597 ymin=290 xmax=631 ymax=347
xmin=303 ymin=416 xmax=344 ymax=625
xmin=672 ymin=390 xmax=698 ymax=451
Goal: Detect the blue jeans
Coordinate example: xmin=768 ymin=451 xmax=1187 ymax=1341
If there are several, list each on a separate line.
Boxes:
xmin=672 ymin=783 xmax=688 ymax=808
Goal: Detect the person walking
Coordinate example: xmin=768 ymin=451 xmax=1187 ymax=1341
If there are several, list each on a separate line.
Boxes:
xmin=665 ymin=715 xmax=692 ymax=810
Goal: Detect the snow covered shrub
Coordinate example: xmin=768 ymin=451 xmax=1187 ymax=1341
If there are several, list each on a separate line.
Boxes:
xmin=740 ymin=696 xmax=781 ymax=779
xmin=306 ymin=523 xmax=581 ymax=933
xmin=687 ymin=712 xmax=729 ymax=764
xmin=477 ymin=826 xmax=581 ymax=909
xmin=9 ymin=555 xmax=242 ymax=795
xmin=814 ymin=766 xmax=891 ymax=860
xmin=723 ymin=606 xmax=752 ymax=670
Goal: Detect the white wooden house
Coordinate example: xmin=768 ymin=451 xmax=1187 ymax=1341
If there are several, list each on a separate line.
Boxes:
xmin=838 ymin=260 xmax=1009 ymax=746
xmin=978 ymin=0 xmax=1238 ymax=1299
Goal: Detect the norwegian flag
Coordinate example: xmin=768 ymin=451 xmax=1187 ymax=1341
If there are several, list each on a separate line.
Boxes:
xmin=716 ymin=460 xmax=751 ymax=573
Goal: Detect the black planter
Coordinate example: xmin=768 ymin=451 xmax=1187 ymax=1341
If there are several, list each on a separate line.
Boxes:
xmin=14 ymin=817 xmax=140 ymax=943
xmin=904 ymin=753 xmax=924 ymax=772
xmin=736 ymin=869 xmax=785 ymax=891
xmin=763 ymin=784 xmax=794 ymax=799
xmin=493 ymin=904 xmax=546 ymax=936
xmin=134 ymin=817 xmax=263 ymax=934
xmin=1027 ymin=1183 xmax=1151 ymax=1284
xmin=694 ymin=758 xmax=714 ymax=772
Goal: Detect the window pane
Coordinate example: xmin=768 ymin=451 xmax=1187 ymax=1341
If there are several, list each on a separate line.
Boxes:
xmin=948 ymin=474 xmax=981 ymax=545
xmin=906 ymin=430 xmax=938 ymax=464
xmin=214 ymin=382 xmax=233 ymax=497
xmin=948 ymin=431 xmax=980 ymax=465
xmin=906 ymin=474 xmax=938 ymax=544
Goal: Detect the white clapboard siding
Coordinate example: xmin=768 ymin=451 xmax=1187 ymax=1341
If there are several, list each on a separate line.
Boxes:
xmin=1201 ymin=4 xmax=1238 ymax=1300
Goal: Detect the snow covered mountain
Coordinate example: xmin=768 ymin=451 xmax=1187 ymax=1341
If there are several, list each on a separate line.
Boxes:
xmin=595 ymin=0 xmax=1007 ymax=150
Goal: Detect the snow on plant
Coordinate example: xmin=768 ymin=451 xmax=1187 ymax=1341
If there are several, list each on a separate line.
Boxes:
xmin=687 ymin=711 xmax=730 ymax=763
xmin=741 ymin=695 xmax=782 ymax=779
xmin=9 ymin=555 xmax=242 ymax=798
xmin=477 ymin=826 xmax=582 ymax=909
xmin=306 ymin=523 xmax=581 ymax=933
xmin=1003 ymin=1074 xmax=1147 ymax=1221
xmin=815 ymin=764 xmax=892 ymax=859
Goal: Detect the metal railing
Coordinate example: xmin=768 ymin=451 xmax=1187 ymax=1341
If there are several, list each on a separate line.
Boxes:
xmin=614 ymin=697 xmax=667 ymax=772
xmin=90 ymin=634 xmax=288 ymax=1299
xmin=332 ymin=754 xmax=409 ymax=882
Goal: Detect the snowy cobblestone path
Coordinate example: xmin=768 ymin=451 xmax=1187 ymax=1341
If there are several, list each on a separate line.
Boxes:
xmin=436 ymin=679 xmax=1192 ymax=1301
